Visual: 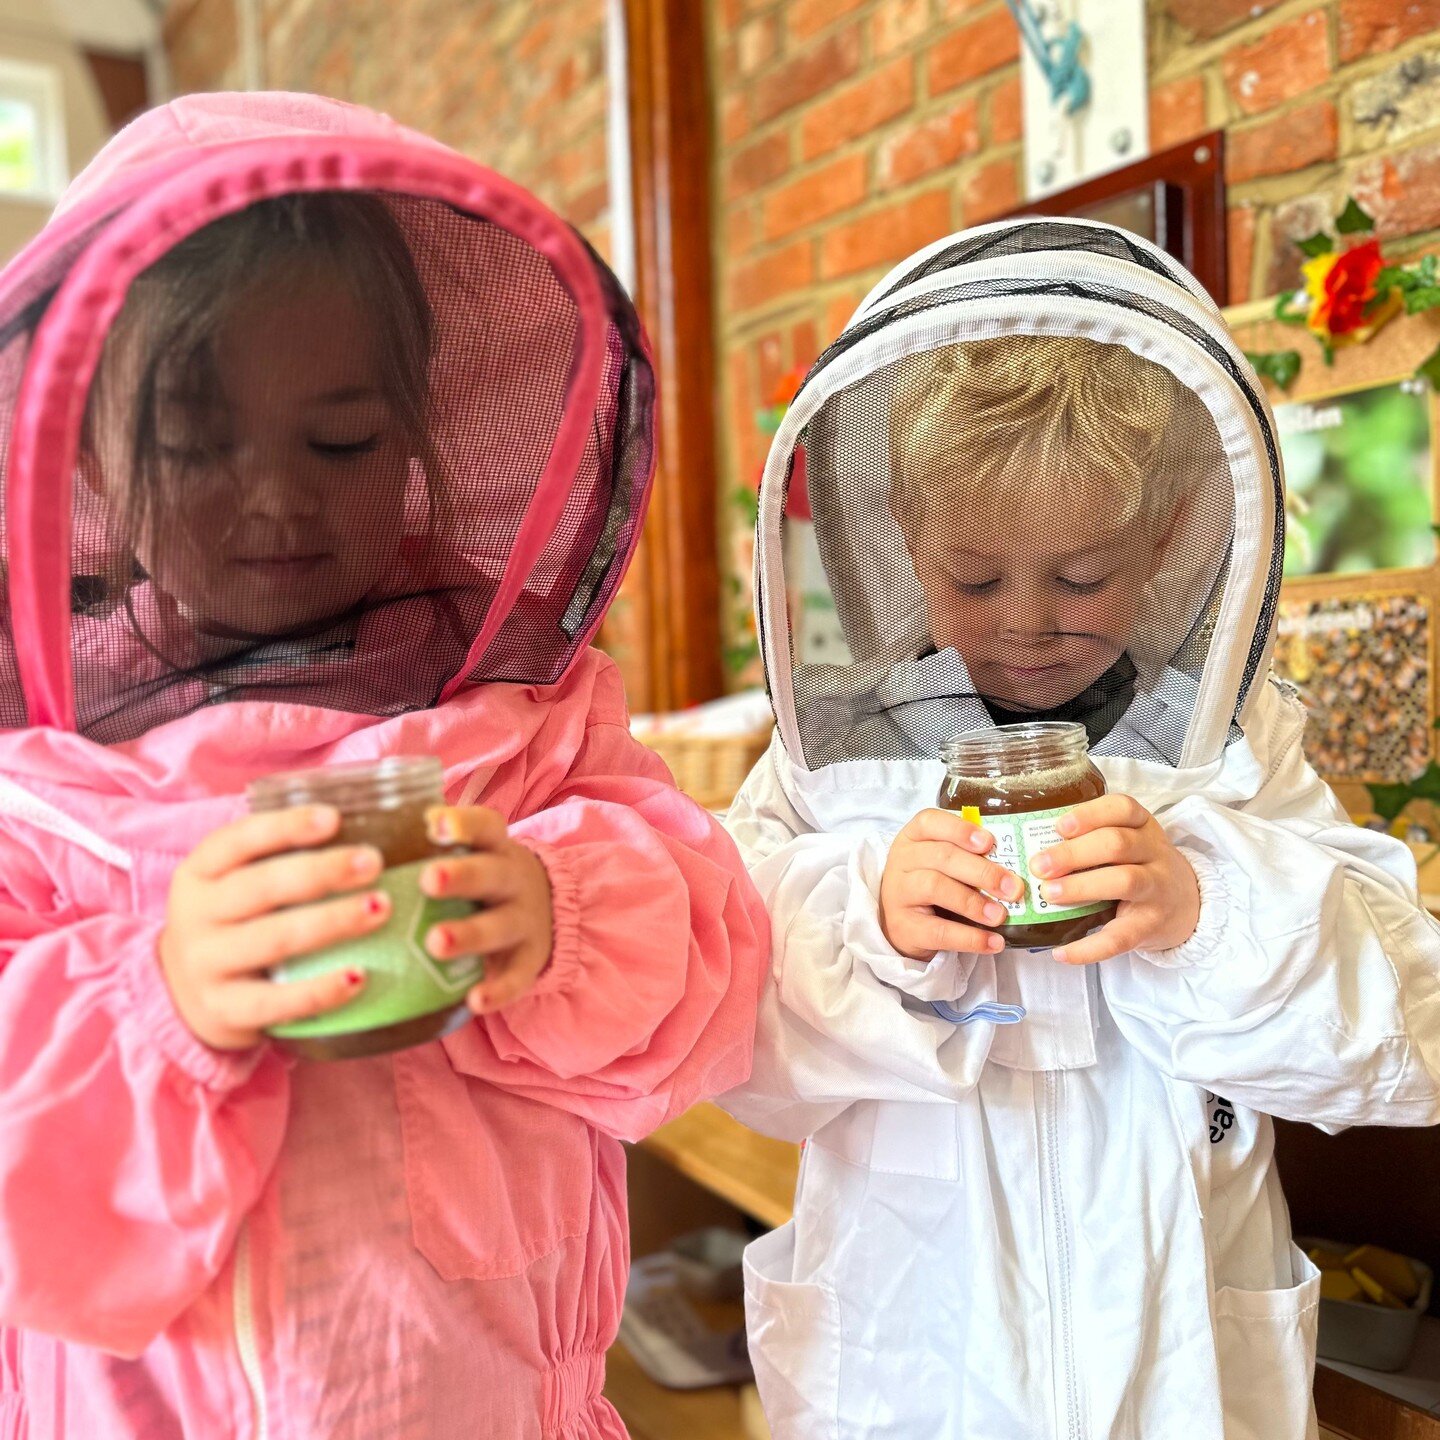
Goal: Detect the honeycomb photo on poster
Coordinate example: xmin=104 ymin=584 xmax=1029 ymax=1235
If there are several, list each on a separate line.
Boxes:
xmin=1276 ymin=378 xmax=1434 ymax=579
xmin=1274 ymin=593 xmax=1432 ymax=784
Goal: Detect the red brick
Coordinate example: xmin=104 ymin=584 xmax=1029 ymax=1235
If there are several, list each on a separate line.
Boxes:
xmin=877 ymin=99 xmax=982 ymax=186
xmin=726 ymin=132 xmax=791 ymax=200
xmin=738 ymin=14 xmax=780 ymax=76
xmin=515 ymin=17 xmax=555 ymax=61
xmin=820 ymin=188 xmax=953 ymax=278
xmin=732 ymin=238 xmax=815 ymax=311
xmin=825 ymin=286 xmax=867 ymax=335
xmin=1227 ymin=204 xmax=1257 ymax=306
xmin=729 ymin=349 xmax=756 ymax=464
xmin=929 ymin=10 xmax=1020 ymax=95
xmin=762 ymin=153 xmax=869 ymax=241
xmin=961 ymin=156 xmax=1020 ymax=224
xmin=989 ymin=72 xmax=1022 ymax=145
xmin=1227 ymin=101 xmax=1337 ymax=184
xmin=1222 ymin=11 xmax=1330 ymax=117
xmin=568 ymin=180 xmax=608 ymax=226
xmin=1148 ymin=75 xmax=1206 ymax=152
xmin=1340 ymin=0 xmax=1440 ymax=62
xmin=722 ymin=94 xmax=751 ymax=144
xmin=756 ymin=330 xmax=787 ymax=403
xmin=754 ymin=26 xmax=863 ymax=124
xmin=725 ymin=202 xmax=757 ymax=257
xmin=1352 ymin=139 xmax=1440 ymax=239
xmin=800 ymin=56 xmax=916 ymax=160
xmin=787 ymin=0 xmax=866 ymax=44
xmin=1161 ymin=0 xmax=1284 ymax=39
xmin=552 ymin=127 xmax=609 ymax=188
xmin=871 ymin=0 xmax=931 ymax=57
xmin=1266 ymin=192 xmax=1338 ymax=293
xmin=791 ymin=317 xmax=821 ymax=373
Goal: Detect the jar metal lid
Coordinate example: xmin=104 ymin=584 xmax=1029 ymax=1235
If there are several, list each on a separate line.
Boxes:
xmin=247 ymin=755 xmax=444 ymax=814
xmin=940 ymin=721 xmax=1090 ymax=778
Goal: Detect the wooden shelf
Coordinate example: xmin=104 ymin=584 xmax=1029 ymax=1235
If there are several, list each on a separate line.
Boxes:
xmin=640 ymin=1103 xmax=799 ymax=1229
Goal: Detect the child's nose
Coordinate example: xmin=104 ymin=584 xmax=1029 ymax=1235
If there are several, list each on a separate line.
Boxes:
xmin=236 ymin=448 xmax=322 ymax=518
xmin=1003 ymin=587 xmax=1059 ymax=642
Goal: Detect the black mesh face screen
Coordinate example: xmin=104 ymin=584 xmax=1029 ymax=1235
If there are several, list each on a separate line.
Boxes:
xmin=868 ymin=220 xmax=1201 ymax=312
xmin=779 ymin=330 xmax=1241 ymax=770
xmin=20 ymin=191 xmax=653 ymax=744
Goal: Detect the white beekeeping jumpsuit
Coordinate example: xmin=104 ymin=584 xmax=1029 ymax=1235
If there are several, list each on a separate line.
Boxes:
xmin=722 ymin=217 xmax=1440 ymax=1440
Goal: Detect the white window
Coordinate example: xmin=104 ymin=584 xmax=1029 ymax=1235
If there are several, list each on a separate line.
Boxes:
xmin=0 ymin=59 xmax=67 ymax=203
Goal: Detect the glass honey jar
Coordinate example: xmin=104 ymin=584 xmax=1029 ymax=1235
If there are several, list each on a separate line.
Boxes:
xmin=247 ymin=756 xmax=481 ymax=1060
xmin=938 ymin=721 xmax=1116 ymax=950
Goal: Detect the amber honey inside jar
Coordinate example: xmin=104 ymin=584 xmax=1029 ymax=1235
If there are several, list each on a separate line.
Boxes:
xmin=248 ymin=756 xmax=477 ymax=1061
xmin=938 ymin=721 xmax=1116 ymax=950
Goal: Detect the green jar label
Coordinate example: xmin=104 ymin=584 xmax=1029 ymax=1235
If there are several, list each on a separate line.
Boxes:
xmin=267 ymin=860 xmax=483 ymax=1040
xmin=959 ymin=803 xmax=1109 ymax=929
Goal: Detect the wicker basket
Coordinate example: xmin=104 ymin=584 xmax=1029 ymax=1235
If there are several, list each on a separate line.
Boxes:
xmin=637 ymin=725 xmax=772 ymax=812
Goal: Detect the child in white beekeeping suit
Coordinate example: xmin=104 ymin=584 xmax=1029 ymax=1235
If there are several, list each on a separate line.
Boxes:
xmin=722 ymin=218 xmax=1440 ymax=1440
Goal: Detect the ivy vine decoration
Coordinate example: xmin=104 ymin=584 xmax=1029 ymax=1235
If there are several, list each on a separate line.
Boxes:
xmin=725 ymin=365 xmax=807 ymax=674
xmin=1246 ymin=198 xmax=1440 ymax=392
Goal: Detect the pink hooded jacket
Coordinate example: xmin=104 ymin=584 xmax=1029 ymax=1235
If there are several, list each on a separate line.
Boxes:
xmin=0 ymin=94 xmax=769 ymax=1439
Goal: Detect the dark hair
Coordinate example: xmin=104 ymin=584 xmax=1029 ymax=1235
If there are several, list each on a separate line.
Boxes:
xmin=88 ymin=190 xmax=442 ymax=583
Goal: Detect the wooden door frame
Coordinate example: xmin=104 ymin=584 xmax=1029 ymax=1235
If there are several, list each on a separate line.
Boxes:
xmin=620 ymin=0 xmax=723 ymax=712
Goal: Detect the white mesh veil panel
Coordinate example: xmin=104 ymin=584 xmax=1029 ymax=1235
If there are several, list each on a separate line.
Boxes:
xmin=756 ymin=220 xmax=1283 ymax=774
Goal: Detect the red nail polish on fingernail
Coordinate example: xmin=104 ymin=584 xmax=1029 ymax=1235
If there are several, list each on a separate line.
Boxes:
xmin=428 ymin=866 xmax=448 ymax=891
xmin=431 ymin=927 xmax=451 ymax=954
xmin=366 ymin=894 xmax=387 ymax=917
xmin=346 ymin=968 xmax=365 ymax=986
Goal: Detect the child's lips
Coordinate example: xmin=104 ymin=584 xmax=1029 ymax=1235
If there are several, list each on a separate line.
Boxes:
xmin=998 ymin=661 xmax=1067 ymax=680
xmin=231 ymin=553 xmax=331 ymax=578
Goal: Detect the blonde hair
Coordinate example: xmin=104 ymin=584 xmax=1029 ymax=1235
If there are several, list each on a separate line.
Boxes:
xmin=889 ymin=333 xmax=1195 ymax=538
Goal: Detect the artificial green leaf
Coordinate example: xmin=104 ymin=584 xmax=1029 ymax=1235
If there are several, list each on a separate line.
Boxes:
xmin=724 ymin=642 xmax=761 ymax=674
xmin=1297 ymin=231 xmax=1335 ymax=258
xmin=1334 ymin=197 xmax=1376 ymax=235
xmin=1375 ymin=264 xmax=1415 ymax=291
xmin=1274 ymin=290 xmax=1311 ymax=327
xmin=1417 ymin=340 xmax=1440 ymax=391
xmin=1367 ymin=762 xmax=1440 ymax=823
xmin=1245 ymin=349 xmax=1301 ymax=389
xmin=1422 ymin=253 xmax=1439 ymax=284
xmin=730 ymin=485 xmax=760 ymax=522
xmin=1321 ymin=340 xmax=1336 ymax=366
xmin=1404 ymin=285 xmax=1440 ymax=315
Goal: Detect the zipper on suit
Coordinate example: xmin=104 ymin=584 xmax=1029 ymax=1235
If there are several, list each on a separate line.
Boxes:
xmin=233 ymin=1221 xmax=269 ymax=1440
xmin=1042 ymin=1071 xmax=1085 ymax=1440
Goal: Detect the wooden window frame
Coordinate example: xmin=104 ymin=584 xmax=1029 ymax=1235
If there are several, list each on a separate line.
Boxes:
xmin=1003 ymin=128 xmax=1229 ymax=307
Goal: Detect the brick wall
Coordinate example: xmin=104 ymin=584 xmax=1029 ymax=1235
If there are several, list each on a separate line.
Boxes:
xmin=712 ymin=0 xmax=1440 ymax=679
xmin=163 ymin=0 xmax=612 ymax=255
xmin=164 ymin=0 xmax=1440 ymax=688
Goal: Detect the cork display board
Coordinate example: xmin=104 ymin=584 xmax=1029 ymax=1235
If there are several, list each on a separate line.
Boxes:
xmin=1224 ymin=301 xmax=1440 ymax=804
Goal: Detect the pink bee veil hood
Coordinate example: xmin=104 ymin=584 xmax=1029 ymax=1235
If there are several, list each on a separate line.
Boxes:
xmin=0 ymin=89 xmax=655 ymax=742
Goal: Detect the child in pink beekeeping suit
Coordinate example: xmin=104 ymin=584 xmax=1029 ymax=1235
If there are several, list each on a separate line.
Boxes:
xmin=0 ymin=91 xmax=767 ymax=1440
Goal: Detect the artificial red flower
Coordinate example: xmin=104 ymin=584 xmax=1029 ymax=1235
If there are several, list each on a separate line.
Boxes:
xmin=1305 ymin=238 xmax=1384 ymax=338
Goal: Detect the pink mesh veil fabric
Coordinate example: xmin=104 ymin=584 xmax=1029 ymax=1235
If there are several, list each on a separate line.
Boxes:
xmin=0 ymin=93 xmax=653 ymax=743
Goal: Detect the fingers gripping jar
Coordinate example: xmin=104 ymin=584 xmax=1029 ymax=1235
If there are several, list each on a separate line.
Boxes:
xmin=938 ymin=721 xmax=1117 ymax=951
xmin=248 ymin=756 xmax=483 ymax=1060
